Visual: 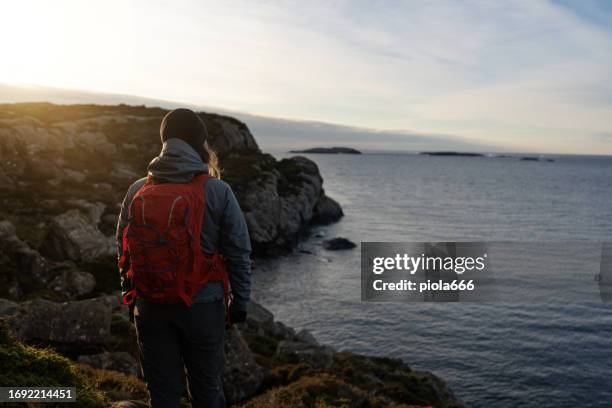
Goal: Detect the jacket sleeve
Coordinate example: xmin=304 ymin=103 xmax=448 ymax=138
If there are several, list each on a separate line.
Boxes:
xmin=116 ymin=178 xmax=146 ymax=298
xmin=219 ymin=185 xmax=252 ymax=311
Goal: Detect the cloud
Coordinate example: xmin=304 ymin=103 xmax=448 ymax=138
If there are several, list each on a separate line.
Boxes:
xmin=1 ymin=0 xmax=611 ymax=154
xmin=0 ymin=82 xmax=494 ymax=153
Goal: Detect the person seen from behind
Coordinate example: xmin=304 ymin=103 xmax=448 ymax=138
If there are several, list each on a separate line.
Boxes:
xmin=116 ymin=108 xmax=252 ymax=408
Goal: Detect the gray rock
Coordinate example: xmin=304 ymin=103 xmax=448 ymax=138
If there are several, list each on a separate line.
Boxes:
xmin=111 ymin=165 xmax=139 ymax=183
xmin=269 ymin=321 xmax=296 ymax=340
xmin=13 ymin=298 xmax=112 ymax=350
xmin=0 ymin=220 xmax=57 ymax=299
xmin=78 ymin=352 xmax=139 ymax=376
xmin=295 ymin=329 xmax=319 ymax=345
xmin=223 ymin=326 xmax=264 ymax=404
xmin=63 ymin=168 xmax=86 ymax=183
xmin=246 ymin=301 xmax=274 ymax=327
xmin=312 ymin=194 xmax=344 ymax=225
xmin=276 ymin=340 xmax=334 ymax=369
xmin=243 ymin=301 xmax=295 ymax=340
xmin=241 ymin=155 xmax=333 ymax=254
xmin=100 ymin=292 xmax=125 ymax=312
xmin=242 ymin=176 xmax=281 ymax=247
xmin=1 ymin=104 xmax=344 ymax=259
xmin=205 ymin=115 xmax=260 ymax=154
xmin=65 ymin=200 xmax=106 ymax=224
xmin=93 ymin=182 xmax=113 ymax=192
xmin=323 ymin=237 xmax=357 ymax=250
xmin=0 ymin=298 xmax=20 ymax=317
xmin=78 ymin=131 xmax=117 ymax=156
xmin=314 ymin=230 xmax=327 ymax=238
xmin=49 ymin=268 xmax=96 ymax=297
xmin=40 ymin=208 xmax=114 ymax=261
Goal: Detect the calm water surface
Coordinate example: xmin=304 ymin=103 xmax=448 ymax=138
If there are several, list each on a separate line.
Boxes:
xmin=252 ymin=153 xmax=612 ymax=408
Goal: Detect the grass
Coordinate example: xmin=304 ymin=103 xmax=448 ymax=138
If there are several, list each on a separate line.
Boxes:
xmin=0 ymin=318 xmax=151 ymax=407
xmin=0 ymin=319 xmax=109 ymax=407
xmin=237 ymin=318 xmax=458 ymax=408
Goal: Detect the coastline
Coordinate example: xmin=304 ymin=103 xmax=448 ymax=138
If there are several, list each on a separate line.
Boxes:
xmin=0 ymin=102 xmax=464 ymax=407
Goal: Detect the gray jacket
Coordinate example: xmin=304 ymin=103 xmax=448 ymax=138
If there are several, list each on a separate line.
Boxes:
xmin=116 ymin=138 xmax=252 ymax=310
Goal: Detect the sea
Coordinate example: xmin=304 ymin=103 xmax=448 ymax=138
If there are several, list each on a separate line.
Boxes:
xmin=251 ymin=152 xmax=612 ymax=408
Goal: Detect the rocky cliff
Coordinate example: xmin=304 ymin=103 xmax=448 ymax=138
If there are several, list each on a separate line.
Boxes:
xmin=0 ymin=297 xmax=464 ymax=408
xmin=0 ymin=103 xmax=462 ymax=407
xmin=0 ymin=102 xmax=342 ymax=301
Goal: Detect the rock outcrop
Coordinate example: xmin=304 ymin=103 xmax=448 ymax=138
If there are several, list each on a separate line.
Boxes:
xmin=0 ymin=103 xmax=463 ymax=407
xmin=78 ymin=351 xmax=139 ymax=377
xmin=323 ymin=237 xmax=357 ymax=250
xmin=276 ymin=340 xmax=335 ymax=369
xmin=11 ymin=298 xmax=112 ymax=353
xmin=40 ymin=200 xmax=115 ymax=262
xmin=223 ymin=326 xmax=265 ymax=404
xmin=312 ymin=194 xmax=344 ymax=225
xmin=0 ymin=219 xmax=95 ymax=300
xmin=1 ymin=298 xmax=464 ymax=407
xmin=0 ymin=102 xmax=342 ymax=265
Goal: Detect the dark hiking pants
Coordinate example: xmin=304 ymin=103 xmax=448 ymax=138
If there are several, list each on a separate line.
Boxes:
xmin=134 ymin=299 xmax=226 ymax=408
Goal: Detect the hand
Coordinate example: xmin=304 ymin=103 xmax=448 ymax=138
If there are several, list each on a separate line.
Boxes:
xmin=230 ymin=304 xmax=247 ymax=324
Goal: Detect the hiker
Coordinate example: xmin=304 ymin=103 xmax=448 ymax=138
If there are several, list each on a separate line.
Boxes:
xmin=116 ymin=108 xmax=252 ymax=408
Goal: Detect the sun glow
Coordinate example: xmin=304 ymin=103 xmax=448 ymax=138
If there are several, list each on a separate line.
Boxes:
xmin=1 ymin=1 xmax=133 ymax=91
xmin=1 ymin=0 xmax=612 ymax=154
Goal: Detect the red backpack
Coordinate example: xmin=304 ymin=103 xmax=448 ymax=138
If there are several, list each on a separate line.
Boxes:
xmin=118 ymin=173 xmax=229 ymax=310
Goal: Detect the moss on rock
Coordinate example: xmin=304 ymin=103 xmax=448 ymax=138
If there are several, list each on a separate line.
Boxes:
xmin=0 ymin=319 xmax=109 ymax=407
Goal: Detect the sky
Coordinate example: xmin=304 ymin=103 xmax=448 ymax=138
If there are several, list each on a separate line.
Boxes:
xmin=1 ymin=0 xmax=612 ymax=154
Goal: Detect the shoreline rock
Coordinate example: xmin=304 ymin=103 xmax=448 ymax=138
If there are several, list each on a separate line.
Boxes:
xmin=323 ymin=237 xmax=357 ymax=250
xmin=1 ymin=296 xmax=464 ymax=407
xmin=0 ymin=102 xmax=343 ymax=257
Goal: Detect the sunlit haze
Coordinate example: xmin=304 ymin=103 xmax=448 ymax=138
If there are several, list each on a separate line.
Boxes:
xmin=2 ymin=0 xmax=612 ymax=154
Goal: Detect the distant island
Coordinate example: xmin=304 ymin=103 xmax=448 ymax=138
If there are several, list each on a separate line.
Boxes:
xmin=290 ymin=147 xmax=362 ymax=154
xmin=420 ymin=151 xmax=484 ymax=157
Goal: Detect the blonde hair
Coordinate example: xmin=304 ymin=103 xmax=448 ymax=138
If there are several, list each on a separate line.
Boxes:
xmin=204 ymin=140 xmax=221 ymax=179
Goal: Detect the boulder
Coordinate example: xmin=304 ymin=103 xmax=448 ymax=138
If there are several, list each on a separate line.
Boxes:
xmin=0 ymin=298 xmax=20 ymax=317
xmin=111 ymin=165 xmax=140 ymax=183
xmin=268 ymin=320 xmax=296 ymax=340
xmin=2 ymin=103 xmax=344 ymax=259
xmin=243 ymin=301 xmax=295 ymax=340
xmin=203 ymin=114 xmax=260 ymax=154
xmin=12 ymin=298 xmax=112 ymax=351
xmin=295 ymin=329 xmax=319 ymax=345
xmin=40 ymin=207 xmax=115 ymax=261
xmin=235 ymin=153 xmax=343 ymax=255
xmin=276 ymin=157 xmax=323 ymax=243
xmin=63 ymin=168 xmax=87 ymax=183
xmin=78 ymin=351 xmax=139 ymax=376
xmin=312 ymin=194 xmax=344 ymax=225
xmin=323 ymin=237 xmax=357 ymax=250
xmin=77 ymin=131 xmax=117 ymax=156
xmin=101 ymin=292 xmax=125 ymax=312
xmin=246 ymin=301 xmax=274 ymax=327
xmin=0 ymin=220 xmax=56 ymax=299
xmin=241 ymin=176 xmax=281 ymax=249
xmin=276 ymin=340 xmax=334 ymax=369
xmin=66 ymin=199 xmax=106 ymax=224
xmin=49 ymin=268 xmax=96 ymax=297
xmin=223 ymin=326 xmax=264 ymax=404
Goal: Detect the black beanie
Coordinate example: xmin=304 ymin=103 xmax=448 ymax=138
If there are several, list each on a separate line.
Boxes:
xmin=160 ymin=108 xmax=208 ymax=159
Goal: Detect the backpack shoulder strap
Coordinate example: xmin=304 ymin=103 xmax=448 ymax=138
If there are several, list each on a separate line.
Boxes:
xmin=191 ymin=172 xmax=210 ymax=185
